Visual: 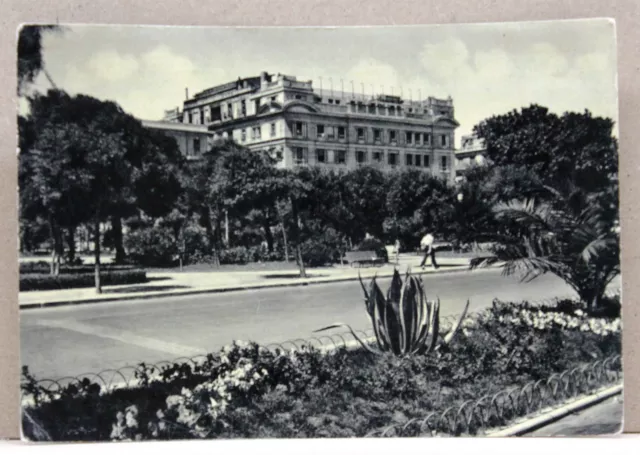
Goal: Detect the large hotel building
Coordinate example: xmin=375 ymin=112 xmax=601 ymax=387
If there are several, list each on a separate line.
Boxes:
xmin=143 ymin=72 xmax=460 ymax=183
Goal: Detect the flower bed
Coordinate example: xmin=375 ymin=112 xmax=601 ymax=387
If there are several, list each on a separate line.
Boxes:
xmin=21 ymin=297 xmax=621 ymax=441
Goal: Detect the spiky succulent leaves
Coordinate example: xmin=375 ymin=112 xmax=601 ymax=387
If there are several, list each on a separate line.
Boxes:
xmin=384 ymin=270 xmax=404 ymax=355
xmin=443 ymin=299 xmax=471 ymax=345
xmin=398 ymin=271 xmax=417 ymax=355
xmin=411 ymin=284 xmax=432 ymax=354
xmin=422 ymin=298 xmax=440 ymax=354
xmin=412 ymin=277 xmax=429 ymax=349
xmin=313 ymin=323 xmax=381 ymax=355
xmin=368 ymin=277 xmax=391 ymax=352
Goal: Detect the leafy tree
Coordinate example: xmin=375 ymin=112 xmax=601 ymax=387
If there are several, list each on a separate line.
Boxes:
xmin=384 ymin=169 xmax=454 ymax=249
xmin=469 ymin=105 xmax=620 ymax=308
xmin=20 ymin=89 xmax=181 ymax=292
xmin=342 ymin=166 xmax=389 ymax=243
xmin=473 ymin=104 xmax=618 ymax=192
xmin=17 ymin=25 xmax=61 ymax=95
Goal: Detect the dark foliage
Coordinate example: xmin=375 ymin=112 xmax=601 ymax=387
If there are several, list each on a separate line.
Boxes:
xmin=20 ymin=270 xmax=147 ymax=291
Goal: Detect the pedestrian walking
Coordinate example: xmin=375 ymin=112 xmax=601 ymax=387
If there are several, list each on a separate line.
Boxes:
xmin=393 ymin=238 xmax=401 ymax=265
xmin=419 ymin=232 xmax=439 ymax=269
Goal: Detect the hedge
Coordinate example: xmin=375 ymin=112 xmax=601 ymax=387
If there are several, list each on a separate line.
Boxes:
xmin=20 ymin=269 xmax=148 ymax=291
xmin=20 ymin=261 xmax=136 ymax=275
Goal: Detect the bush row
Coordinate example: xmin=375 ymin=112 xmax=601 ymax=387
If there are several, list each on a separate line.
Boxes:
xmin=20 ymin=261 xmax=135 ymax=275
xmin=20 ymin=298 xmax=621 ymax=440
xmin=20 ymin=269 xmax=148 ymax=291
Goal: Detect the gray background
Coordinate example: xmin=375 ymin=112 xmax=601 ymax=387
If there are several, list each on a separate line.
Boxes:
xmin=1 ymin=0 xmax=638 ymax=440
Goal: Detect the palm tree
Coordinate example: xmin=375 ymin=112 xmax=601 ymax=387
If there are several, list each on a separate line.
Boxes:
xmin=470 ymin=182 xmax=620 ymax=310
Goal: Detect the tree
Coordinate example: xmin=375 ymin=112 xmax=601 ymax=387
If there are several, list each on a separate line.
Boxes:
xmin=471 ymin=184 xmax=620 ymax=309
xmin=384 ymin=169 xmax=454 ymax=249
xmin=17 ymin=25 xmax=61 ymax=95
xmin=469 ymin=105 xmax=620 ymax=308
xmin=473 ymin=104 xmax=618 ymax=193
xmin=20 ymin=89 xmax=180 ymax=292
xmin=342 ymin=166 xmax=389 ymax=243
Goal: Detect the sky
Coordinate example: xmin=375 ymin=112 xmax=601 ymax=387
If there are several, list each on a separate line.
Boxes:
xmin=21 ymin=19 xmax=618 ymax=144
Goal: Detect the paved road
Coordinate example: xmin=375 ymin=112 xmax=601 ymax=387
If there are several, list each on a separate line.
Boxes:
xmin=20 ymin=269 xmax=620 ymax=380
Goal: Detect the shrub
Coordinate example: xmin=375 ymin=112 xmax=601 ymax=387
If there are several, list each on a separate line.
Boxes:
xmin=19 ymin=262 xmax=134 ymax=275
xmin=219 ymin=247 xmax=251 ymax=265
xmin=355 ymin=237 xmax=388 ymax=262
xmin=20 ymin=269 xmax=147 ymax=291
xmin=247 ymin=246 xmax=285 ymax=263
xmin=125 ymin=226 xmax=177 ymax=267
xmin=298 ymin=228 xmax=347 ymax=267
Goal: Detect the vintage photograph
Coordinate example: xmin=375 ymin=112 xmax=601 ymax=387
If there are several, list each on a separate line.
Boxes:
xmin=17 ymin=20 xmax=621 ymax=441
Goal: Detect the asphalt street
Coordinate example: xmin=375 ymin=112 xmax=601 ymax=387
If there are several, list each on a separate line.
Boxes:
xmin=20 ymin=268 xmax=621 ymax=380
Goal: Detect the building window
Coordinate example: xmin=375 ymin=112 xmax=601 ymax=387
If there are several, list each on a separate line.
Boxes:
xmin=389 ymin=106 xmax=396 ymax=116
xmin=241 ymin=129 xmax=246 ymax=142
xmin=335 ymin=150 xmax=347 ymax=164
xmin=441 ymin=156 xmax=448 ymax=171
xmin=356 ymin=150 xmax=368 ymax=164
xmin=253 ymin=126 xmax=261 ymax=140
xmin=294 ymin=122 xmax=305 ymax=137
xmin=373 ymin=151 xmax=384 ymax=163
xmin=368 ymin=104 xmax=376 ymax=114
xmin=338 ymin=126 xmax=346 ymax=140
xmin=415 ymin=155 xmax=422 ymax=167
xmin=316 ymin=149 xmax=326 ymax=163
xmin=294 ymin=147 xmax=307 ymax=165
xmin=241 ymin=100 xmax=246 ymax=117
xmin=193 ymin=138 xmax=201 ymax=155
xmin=406 ymin=131 xmax=413 ymax=145
xmin=335 ymin=100 xmax=341 ymax=105
xmin=357 ymin=127 xmax=366 ymax=142
xmin=389 ymin=130 xmax=397 ymax=144
xmin=405 ymin=153 xmax=413 ymax=166
xmin=373 ymin=129 xmax=382 ymax=143
xmin=276 ymin=150 xmax=283 ymax=161
xmin=424 ymin=133 xmax=431 ymax=145
xmin=188 ymin=112 xmax=194 ymax=124
xmin=424 ymin=155 xmax=430 ymax=168
xmin=441 ymin=134 xmax=448 ymax=147
xmin=317 ymin=124 xmax=325 ymax=139
xmin=271 ymin=96 xmax=276 ymax=103
xmin=200 ymin=110 xmax=205 ymax=125
xmin=327 ymin=126 xmax=336 ymax=140
xmin=227 ymin=103 xmax=233 ymax=119
xmin=295 ymin=94 xmax=302 ymax=100
xmin=270 ymin=123 xmax=276 ymax=138
xmin=357 ymin=103 xmax=366 ymax=113
xmin=388 ymin=152 xmax=398 ymax=166
xmin=328 ymin=99 xmax=333 ymax=104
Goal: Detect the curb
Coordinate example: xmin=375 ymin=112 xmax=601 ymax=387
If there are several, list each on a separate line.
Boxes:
xmin=486 ymin=384 xmax=623 ymax=437
xmin=19 ymin=265 xmax=491 ymax=310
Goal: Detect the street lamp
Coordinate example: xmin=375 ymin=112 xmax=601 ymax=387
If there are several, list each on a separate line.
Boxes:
xmin=457 ymin=193 xmax=464 ymax=203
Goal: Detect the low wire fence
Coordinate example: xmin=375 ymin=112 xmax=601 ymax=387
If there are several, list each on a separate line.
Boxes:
xmin=364 ymin=354 xmax=622 ymax=437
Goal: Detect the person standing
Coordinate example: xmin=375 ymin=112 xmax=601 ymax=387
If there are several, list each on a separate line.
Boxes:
xmin=419 ymin=232 xmax=439 ymax=269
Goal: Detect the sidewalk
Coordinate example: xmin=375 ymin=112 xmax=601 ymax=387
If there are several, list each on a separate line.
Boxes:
xmin=19 ymin=254 xmax=483 ymax=309
xmin=526 ymin=393 xmax=623 ymax=437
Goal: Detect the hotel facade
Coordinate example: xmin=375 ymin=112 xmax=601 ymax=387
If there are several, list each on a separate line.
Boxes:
xmin=144 ymin=72 xmax=460 ymax=183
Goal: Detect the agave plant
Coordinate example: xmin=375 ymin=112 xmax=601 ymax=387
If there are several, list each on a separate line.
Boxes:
xmin=315 ymin=269 xmax=470 ymax=356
